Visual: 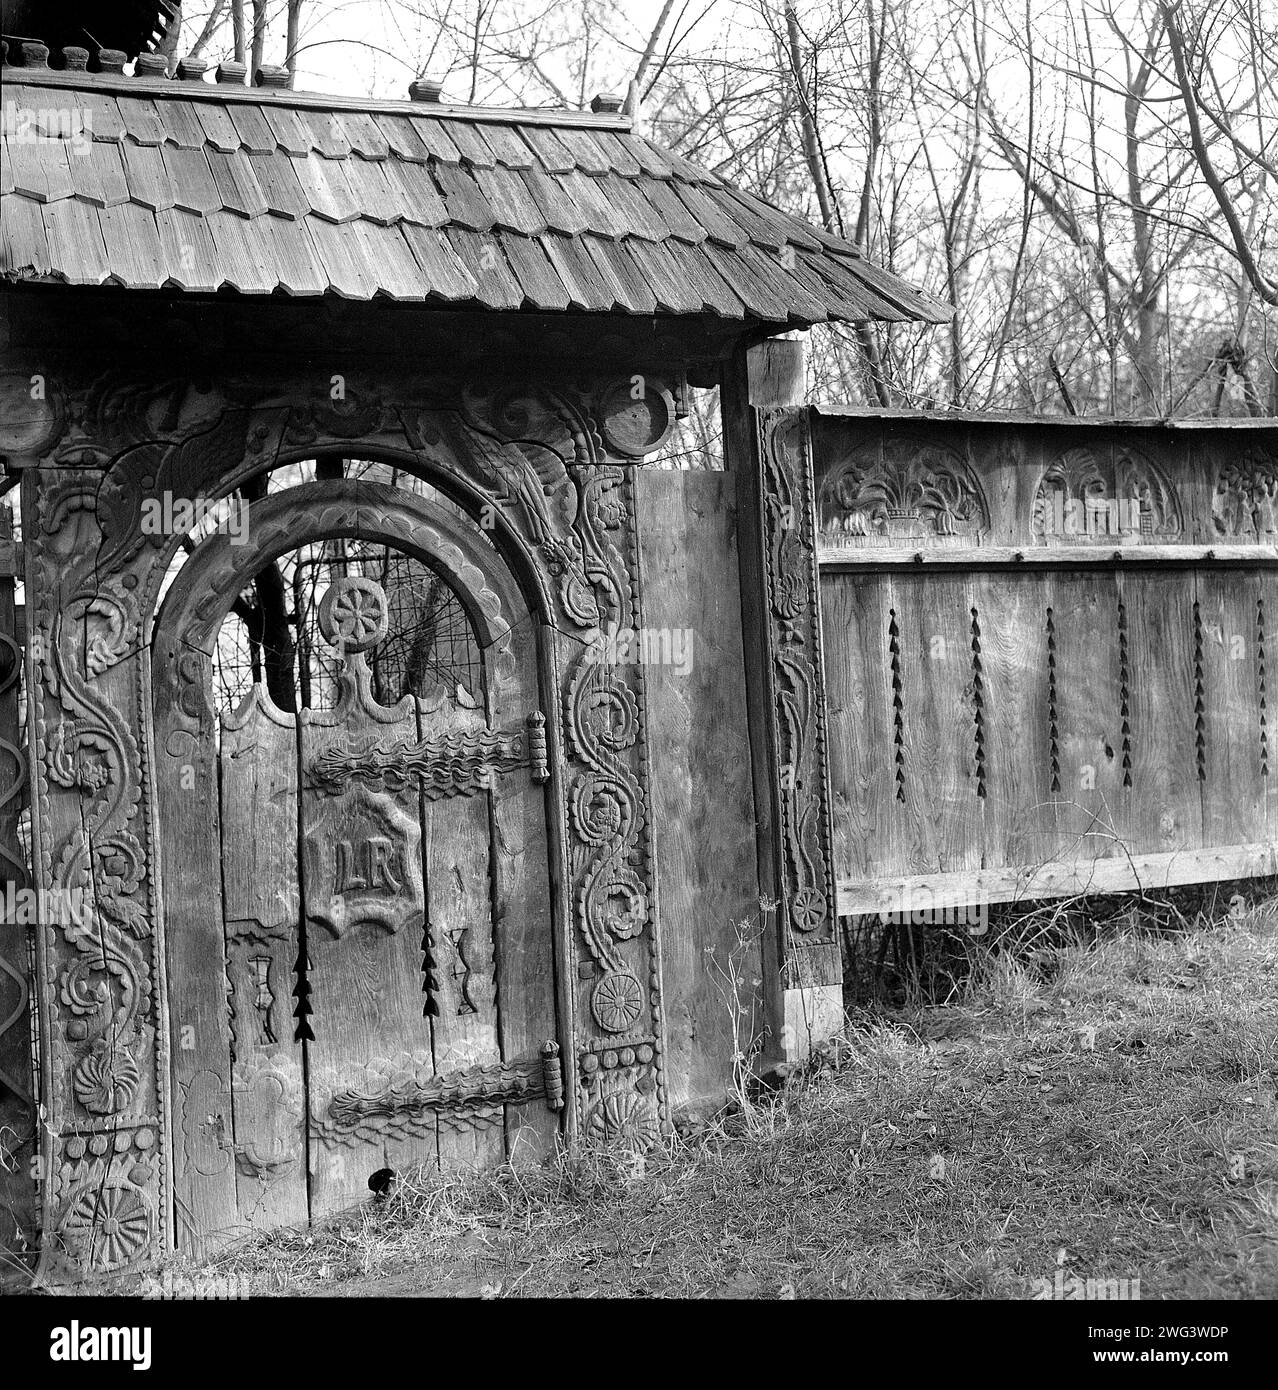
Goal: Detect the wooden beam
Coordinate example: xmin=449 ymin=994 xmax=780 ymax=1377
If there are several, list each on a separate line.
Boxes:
xmin=8 ymin=68 xmax=634 ymax=130
xmin=819 ymin=543 xmax=1278 ymax=571
xmin=837 ymin=842 xmax=1278 ymax=916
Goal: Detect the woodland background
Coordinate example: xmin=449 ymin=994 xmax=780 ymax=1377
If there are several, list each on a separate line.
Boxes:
xmin=147 ymin=0 xmax=1276 ymax=418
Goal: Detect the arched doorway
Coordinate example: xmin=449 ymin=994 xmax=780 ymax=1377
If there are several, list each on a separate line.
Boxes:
xmin=150 ymin=479 xmax=564 ymax=1251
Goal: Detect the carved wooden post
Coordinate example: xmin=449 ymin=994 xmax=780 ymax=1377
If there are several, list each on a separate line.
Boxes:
xmin=725 ymin=341 xmax=842 ymax=1063
xmin=21 ymin=463 xmax=169 ymax=1281
xmin=0 ymin=504 xmax=37 ymax=1279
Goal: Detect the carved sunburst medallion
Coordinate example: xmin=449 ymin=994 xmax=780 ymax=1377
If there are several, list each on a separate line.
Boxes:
xmin=318 ymin=577 xmax=389 ymax=653
xmin=591 ymin=970 xmax=644 ymax=1033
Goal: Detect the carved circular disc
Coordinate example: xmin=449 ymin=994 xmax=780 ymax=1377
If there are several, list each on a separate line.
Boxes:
xmin=598 ymin=379 xmax=676 ymax=459
xmin=318 ymin=577 xmax=388 ymax=653
xmin=591 ymin=970 xmax=644 ymax=1033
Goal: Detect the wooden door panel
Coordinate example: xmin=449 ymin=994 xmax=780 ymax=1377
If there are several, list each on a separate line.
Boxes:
xmin=299 ymin=636 xmax=434 ymax=1217
xmin=488 ymin=627 xmax=560 ymax=1162
xmin=220 ymin=685 xmax=307 ymax=1231
xmin=418 ymin=694 xmax=505 ymax=1170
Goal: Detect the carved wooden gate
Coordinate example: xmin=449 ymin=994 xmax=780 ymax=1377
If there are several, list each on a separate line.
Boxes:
xmin=212 ymin=573 xmax=561 ymax=1226
xmin=153 ymin=483 xmax=572 ymax=1250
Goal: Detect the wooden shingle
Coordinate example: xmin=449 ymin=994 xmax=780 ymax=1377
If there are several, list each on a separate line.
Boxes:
xmin=582 ymin=237 xmax=659 ymax=314
xmin=205 ymin=147 xmax=269 ymax=218
xmin=261 ymin=210 xmax=328 ymax=295
xmin=402 ymin=224 xmax=480 ymax=301
xmin=0 ymin=194 xmax=51 ymax=276
xmin=160 ymin=144 xmax=220 ymax=215
xmin=433 ymin=162 xmax=496 ymax=232
xmin=122 ymin=140 xmax=175 ymax=212
xmin=248 ymin=149 xmax=310 ymax=221
xmin=473 ymin=165 xmax=546 ymax=236
xmin=261 ymin=103 xmax=313 ymax=157
xmin=97 ymin=202 xmax=166 ymax=287
xmin=501 ymin=235 xmax=570 ymax=310
xmin=194 ymin=101 xmax=243 ymax=155
xmin=380 ymin=159 xmax=449 ymax=227
xmin=115 ymin=96 xmax=168 ymax=147
xmin=290 ymin=152 xmax=361 ymax=224
xmin=155 ymin=207 xmax=220 ymax=291
xmin=0 ymin=75 xmax=952 ymax=324
xmin=228 ymin=102 xmax=279 ymax=156
xmin=42 ymin=198 xmax=110 ymax=284
xmin=334 ymin=111 xmax=390 ymax=160
xmin=538 ymin=233 xmax=617 ymax=311
xmin=442 ymin=228 xmax=523 ymax=309
xmin=517 ymin=166 xmax=588 ymax=237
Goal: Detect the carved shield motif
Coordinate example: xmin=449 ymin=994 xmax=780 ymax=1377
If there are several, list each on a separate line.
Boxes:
xmin=301 ymin=779 xmax=424 ymax=938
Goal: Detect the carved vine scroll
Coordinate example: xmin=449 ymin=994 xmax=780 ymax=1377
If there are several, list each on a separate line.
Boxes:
xmin=756 ymin=410 xmax=838 ymax=950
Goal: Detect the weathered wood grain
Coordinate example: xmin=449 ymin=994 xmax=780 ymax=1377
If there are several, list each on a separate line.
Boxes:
xmin=820 ymin=572 xmax=899 ymax=883
xmin=153 ymin=645 xmax=240 ymax=1257
xmin=0 ymin=542 xmax=36 ymax=1278
xmin=895 ymin=573 xmax=984 ymax=874
xmin=299 ymin=654 xmax=435 ymax=1217
xmin=976 ymin=571 xmax=1055 ymax=871
xmin=838 ymin=840 xmax=1278 ymax=915
xmin=484 ymin=630 xmax=559 ymax=1161
xmin=1193 ymin=569 xmax=1265 ymax=846
xmin=1118 ymin=570 xmax=1203 ymax=855
xmin=416 ymin=691 xmax=505 ymax=1173
xmin=219 ymin=685 xmax=307 ymax=1232
xmin=635 ymin=470 xmax=763 ymax=1109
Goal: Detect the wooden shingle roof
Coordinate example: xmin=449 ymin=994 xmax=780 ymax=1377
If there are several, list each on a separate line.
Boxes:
xmin=0 ymin=63 xmax=952 ymax=327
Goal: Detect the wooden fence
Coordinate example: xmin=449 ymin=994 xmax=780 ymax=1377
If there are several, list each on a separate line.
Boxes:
xmin=811 ymin=410 xmax=1278 ymax=916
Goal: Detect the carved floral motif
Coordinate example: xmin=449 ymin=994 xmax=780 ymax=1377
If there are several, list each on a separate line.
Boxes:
xmin=818 ymin=438 xmax=989 ymax=545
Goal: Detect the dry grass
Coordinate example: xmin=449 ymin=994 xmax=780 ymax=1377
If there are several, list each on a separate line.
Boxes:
xmin=105 ymin=897 xmax=1278 ymax=1299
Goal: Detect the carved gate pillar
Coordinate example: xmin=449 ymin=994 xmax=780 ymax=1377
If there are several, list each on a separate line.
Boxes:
xmin=20 ymin=462 xmax=169 ymax=1280
xmin=725 ymin=343 xmax=842 ymax=1063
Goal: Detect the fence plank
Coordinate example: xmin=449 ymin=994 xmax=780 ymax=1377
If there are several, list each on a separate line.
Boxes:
xmin=1194 ymin=570 xmax=1265 ymax=846
xmin=821 ymin=572 xmax=898 ymax=885
xmin=894 ymin=573 xmax=984 ymax=874
xmin=1119 ymin=570 xmax=1203 ymax=855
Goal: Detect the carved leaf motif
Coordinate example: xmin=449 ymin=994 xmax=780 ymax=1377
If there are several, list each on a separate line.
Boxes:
xmin=819 ymin=440 xmax=989 ymax=544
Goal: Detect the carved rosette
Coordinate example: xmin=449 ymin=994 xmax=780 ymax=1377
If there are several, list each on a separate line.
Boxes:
xmin=757 ymin=410 xmax=837 ymax=947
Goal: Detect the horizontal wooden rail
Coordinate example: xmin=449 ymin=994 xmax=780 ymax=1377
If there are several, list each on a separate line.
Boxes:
xmin=818 ymin=543 xmax=1278 ymax=571
xmin=837 ymin=842 xmax=1278 ymax=916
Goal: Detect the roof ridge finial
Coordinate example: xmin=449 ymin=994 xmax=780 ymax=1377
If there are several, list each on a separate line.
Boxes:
xmin=409 ymin=77 xmax=445 ymax=103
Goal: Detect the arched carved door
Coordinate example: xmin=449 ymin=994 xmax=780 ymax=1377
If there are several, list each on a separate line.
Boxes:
xmin=152 ymin=484 xmax=563 ymax=1250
